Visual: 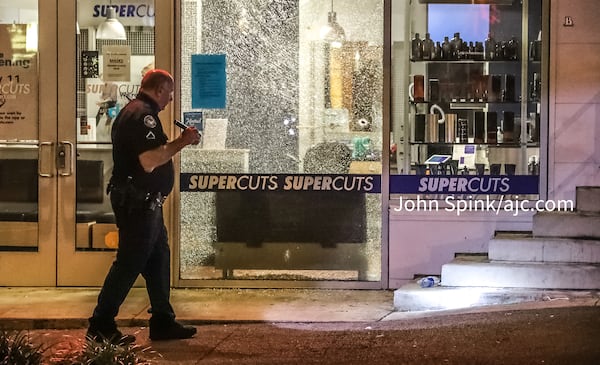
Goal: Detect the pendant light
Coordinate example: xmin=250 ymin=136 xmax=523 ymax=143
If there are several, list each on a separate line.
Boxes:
xmin=96 ymin=6 xmax=126 ymax=40
xmin=26 ymin=22 xmax=38 ymax=52
xmin=320 ymin=0 xmax=345 ymax=48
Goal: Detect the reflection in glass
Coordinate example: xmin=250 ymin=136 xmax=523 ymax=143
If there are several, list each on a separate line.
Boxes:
xmin=74 ymin=2 xmax=155 ymax=250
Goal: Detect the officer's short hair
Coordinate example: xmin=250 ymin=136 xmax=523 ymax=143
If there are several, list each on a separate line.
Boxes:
xmin=141 ymin=69 xmax=173 ymax=92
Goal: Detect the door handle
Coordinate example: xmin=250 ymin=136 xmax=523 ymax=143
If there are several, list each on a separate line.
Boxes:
xmin=39 ymin=141 xmax=54 ymax=177
xmin=57 ymin=141 xmax=74 ymax=177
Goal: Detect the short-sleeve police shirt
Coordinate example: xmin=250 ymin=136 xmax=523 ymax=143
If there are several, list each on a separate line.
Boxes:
xmin=111 ymin=92 xmax=174 ymax=195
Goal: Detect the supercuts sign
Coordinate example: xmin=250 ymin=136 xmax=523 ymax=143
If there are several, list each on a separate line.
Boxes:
xmin=78 ymin=1 xmax=155 ymax=27
xmin=390 ymin=175 xmax=539 ymax=195
xmin=180 ymin=174 xmax=539 ymax=195
xmin=181 ymin=174 xmax=381 ymax=193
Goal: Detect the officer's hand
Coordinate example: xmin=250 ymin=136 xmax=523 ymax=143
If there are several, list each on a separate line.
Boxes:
xmin=181 ymin=126 xmax=201 ymax=146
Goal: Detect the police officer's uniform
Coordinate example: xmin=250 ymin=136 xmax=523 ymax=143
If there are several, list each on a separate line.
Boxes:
xmin=88 ymin=91 xmax=193 ymax=341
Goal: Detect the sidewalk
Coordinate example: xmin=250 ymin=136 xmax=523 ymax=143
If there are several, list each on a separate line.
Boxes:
xmin=1 ymin=288 xmax=599 ymax=364
xmin=0 ymin=287 xmax=598 ymax=329
xmin=0 ymin=287 xmax=396 ymax=329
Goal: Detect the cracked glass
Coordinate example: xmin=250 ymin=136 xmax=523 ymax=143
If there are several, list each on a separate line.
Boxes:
xmin=178 ymin=0 xmax=383 ymax=283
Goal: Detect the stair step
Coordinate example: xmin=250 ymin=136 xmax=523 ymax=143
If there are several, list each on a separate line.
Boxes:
xmin=577 ymin=186 xmax=600 ymax=214
xmin=489 ymin=235 xmax=600 ymax=264
xmin=440 ymin=255 xmax=600 ymax=289
xmin=393 ymin=283 xmax=597 ymax=312
xmin=533 ymin=211 xmax=600 ymax=239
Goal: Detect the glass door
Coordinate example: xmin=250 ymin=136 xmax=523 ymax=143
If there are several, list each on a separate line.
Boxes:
xmin=57 ymin=0 xmax=161 ymax=286
xmin=0 ymin=0 xmax=170 ymax=286
xmin=0 ymin=0 xmax=57 ymax=285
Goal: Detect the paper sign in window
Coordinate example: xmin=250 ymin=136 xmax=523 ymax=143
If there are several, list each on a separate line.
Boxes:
xmin=191 ymin=54 xmax=226 ymax=109
xmin=102 ymin=45 xmax=131 ymax=82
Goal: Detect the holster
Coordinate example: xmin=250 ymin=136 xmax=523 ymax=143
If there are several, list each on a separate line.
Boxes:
xmin=107 ymin=177 xmax=166 ymax=211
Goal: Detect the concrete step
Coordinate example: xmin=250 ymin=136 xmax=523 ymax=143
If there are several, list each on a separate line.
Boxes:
xmin=533 ymin=211 xmax=600 ymax=239
xmin=577 ymin=186 xmax=600 ymax=214
xmin=393 ymin=282 xmax=598 ymax=312
xmin=489 ymin=233 xmax=600 ymax=264
xmin=440 ymin=255 xmax=600 ymax=289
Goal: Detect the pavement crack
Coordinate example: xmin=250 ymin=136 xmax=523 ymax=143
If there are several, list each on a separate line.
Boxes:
xmin=198 ymin=328 xmax=235 ymax=362
xmin=374 ymin=310 xmax=395 ymax=322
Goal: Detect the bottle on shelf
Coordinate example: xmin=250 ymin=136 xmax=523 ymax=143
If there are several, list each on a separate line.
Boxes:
xmin=503 ymin=111 xmax=515 ymax=142
xmin=451 ymin=32 xmax=463 ymax=59
xmin=484 ymin=33 xmax=496 ymax=60
xmin=474 ymin=41 xmax=484 ymax=60
xmin=414 ymin=114 xmax=426 ymax=142
xmin=529 ymin=31 xmax=542 ymax=61
xmin=532 ymin=112 xmax=540 ymax=142
xmin=507 ymin=36 xmax=519 ymax=60
xmin=428 ymin=79 xmax=439 ymax=102
xmin=497 ymin=41 xmax=506 ymax=60
xmin=411 ymin=33 xmax=423 ymax=61
xmin=434 ymin=41 xmax=442 ymax=60
xmin=413 ymin=74 xmax=425 ymax=102
xmin=496 ymin=126 xmax=504 ymax=143
xmin=441 ymin=36 xmax=451 ymax=60
xmin=503 ymin=74 xmax=516 ymax=102
xmin=489 ymin=75 xmax=502 ymax=102
xmin=423 ymin=33 xmax=434 ymax=60
xmin=530 ymin=72 xmax=541 ymax=101
xmin=462 ymin=41 xmax=470 ymax=59
xmin=467 ymin=41 xmax=475 ymax=59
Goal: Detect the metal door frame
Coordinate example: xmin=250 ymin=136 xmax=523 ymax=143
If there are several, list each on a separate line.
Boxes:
xmin=56 ymin=0 xmax=175 ymax=286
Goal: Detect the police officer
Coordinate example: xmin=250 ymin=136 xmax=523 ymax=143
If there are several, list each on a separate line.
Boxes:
xmin=87 ymin=69 xmax=200 ymax=343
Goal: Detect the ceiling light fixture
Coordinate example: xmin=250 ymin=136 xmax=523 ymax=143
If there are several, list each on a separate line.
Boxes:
xmin=319 ymin=0 xmax=345 ymax=48
xmin=26 ymin=22 xmax=38 ymax=52
xmin=96 ymin=6 xmax=126 ymax=40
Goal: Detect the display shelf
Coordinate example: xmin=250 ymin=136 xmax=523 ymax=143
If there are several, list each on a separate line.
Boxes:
xmin=412 ymin=99 xmax=522 ymax=105
xmin=410 ymin=59 xmax=520 ymax=64
xmin=400 ymin=0 xmax=543 ymax=178
xmin=409 ymin=142 xmax=540 ymax=147
xmin=410 ymin=100 xmax=520 ymax=105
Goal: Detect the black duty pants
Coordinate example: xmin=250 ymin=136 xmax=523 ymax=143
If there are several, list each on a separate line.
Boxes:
xmin=90 ymin=190 xmax=174 ymax=326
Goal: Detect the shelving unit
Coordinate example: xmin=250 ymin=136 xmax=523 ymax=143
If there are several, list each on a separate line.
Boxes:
xmin=402 ymin=0 xmax=541 ymax=177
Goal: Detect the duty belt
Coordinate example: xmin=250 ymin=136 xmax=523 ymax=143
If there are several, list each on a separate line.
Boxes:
xmin=107 ymin=178 xmax=167 ymax=211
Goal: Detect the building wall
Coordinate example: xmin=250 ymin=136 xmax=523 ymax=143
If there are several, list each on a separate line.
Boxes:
xmin=549 ymin=0 xmax=600 ymax=201
xmin=388 ymin=209 xmax=535 ymax=288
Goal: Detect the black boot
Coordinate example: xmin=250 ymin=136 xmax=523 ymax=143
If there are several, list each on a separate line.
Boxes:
xmin=149 ymin=315 xmax=197 ymax=341
xmin=86 ymin=317 xmax=136 ymax=345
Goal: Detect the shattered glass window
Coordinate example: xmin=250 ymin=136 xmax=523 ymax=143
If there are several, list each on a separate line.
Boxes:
xmin=178 ymin=0 xmax=384 ymax=284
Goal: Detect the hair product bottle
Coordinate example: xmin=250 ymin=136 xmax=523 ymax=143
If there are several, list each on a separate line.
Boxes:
xmin=411 ymin=33 xmax=423 ymax=61
xmin=423 ymin=33 xmax=434 ymax=60
xmin=484 ymin=33 xmax=496 ymax=60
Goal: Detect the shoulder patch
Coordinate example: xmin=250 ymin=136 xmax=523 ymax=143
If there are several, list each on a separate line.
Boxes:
xmin=144 ymin=115 xmax=157 ymax=128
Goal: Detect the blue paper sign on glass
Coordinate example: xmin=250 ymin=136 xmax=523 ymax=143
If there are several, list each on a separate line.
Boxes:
xmin=191 ymin=54 xmax=226 ymax=109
